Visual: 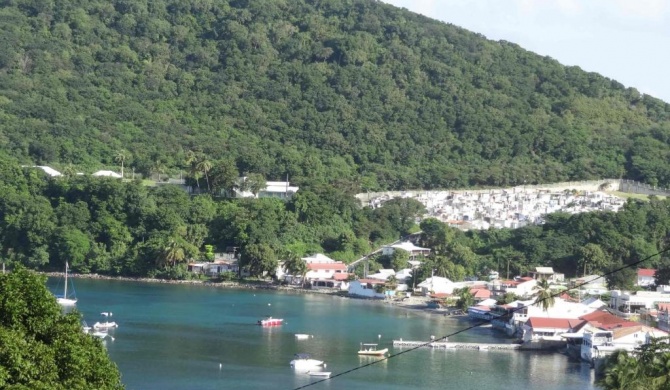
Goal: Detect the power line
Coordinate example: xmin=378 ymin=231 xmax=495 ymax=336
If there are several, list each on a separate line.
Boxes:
xmin=292 ymin=246 xmax=670 ymax=390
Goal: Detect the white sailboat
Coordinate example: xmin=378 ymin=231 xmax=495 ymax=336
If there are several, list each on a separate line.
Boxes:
xmin=56 ymin=262 xmax=77 ymax=306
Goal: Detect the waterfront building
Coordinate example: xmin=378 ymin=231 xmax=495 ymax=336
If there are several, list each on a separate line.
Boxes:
xmin=609 ymin=288 xmax=670 ymax=318
xmin=581 ymin=326 xmax=668 ymax=363
xmin=521 ymin=317 xmax=584 ymax=350
xmin=348 ymin=279 xmax=386 ymax=298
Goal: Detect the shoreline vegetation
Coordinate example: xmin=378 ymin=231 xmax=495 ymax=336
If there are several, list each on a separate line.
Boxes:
xmin=44 ymin=271 xmax=450 ymax=316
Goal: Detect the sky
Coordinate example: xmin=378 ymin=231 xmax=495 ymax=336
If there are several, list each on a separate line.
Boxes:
xmin=381 ymin=0 xmax=670 ymax=103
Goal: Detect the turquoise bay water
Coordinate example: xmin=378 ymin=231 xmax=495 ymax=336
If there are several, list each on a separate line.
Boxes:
xmin=50 ymin=278 xmax=596 ymax=390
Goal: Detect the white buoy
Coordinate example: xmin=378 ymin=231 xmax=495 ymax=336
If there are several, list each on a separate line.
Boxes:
xmin=268 ymin=303 xmax=271 ymax=306
xmin=378 ymin=334 xmax=381 ymax=340
xmin=219 ymin=363 xmax=222 ymax=370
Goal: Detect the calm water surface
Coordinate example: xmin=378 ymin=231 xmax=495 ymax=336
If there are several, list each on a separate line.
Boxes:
xmin=50 ymin=278 xmax=597 ymax=390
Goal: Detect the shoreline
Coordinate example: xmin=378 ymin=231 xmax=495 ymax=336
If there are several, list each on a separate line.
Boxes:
xmin=45 ymin=271 xmax=459 ymax=317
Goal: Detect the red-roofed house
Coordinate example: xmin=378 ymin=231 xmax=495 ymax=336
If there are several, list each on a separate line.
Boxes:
xmin=306 ymin=262 xmax=349 ymax=290
xmin=521 ymin=317 xmax=586 ymax=350
xmin=637 ymin=268 xmax=656 ymax=287
xmin=470 ymin=288 xmax=491 ymax=301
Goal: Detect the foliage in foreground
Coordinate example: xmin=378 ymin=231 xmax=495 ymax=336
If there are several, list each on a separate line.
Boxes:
xmin=0 ymin=267 xmax=124 ymax=389
xmin=598 ymin=338 xmax=670 ymax=390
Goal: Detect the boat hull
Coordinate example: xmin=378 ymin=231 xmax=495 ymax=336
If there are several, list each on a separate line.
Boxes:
xmin=258 ymin=318 xmax=283 ymax=326
xmin=290 ymin=359 xmax=325 ymax=369
xmin=93 ymin=321 xmax=118 ymax=330
xmin=57 ymin=297 xmax=77 ymax=306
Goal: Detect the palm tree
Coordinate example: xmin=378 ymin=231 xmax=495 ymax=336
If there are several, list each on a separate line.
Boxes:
xmin=114 ymin=150 xmax=129 ymax=178
xmin=533 ymin=278 xmax=555 ymax=313
xmin=282 ymin=251 xmax=307 ymax=285
xmin=195 ymin=158 xmax=212 ymax=192
xmin=385 ymin=275 xmax=398 ymax=292
xmin=163 ymin=238 xmax=185 ymax=269
xmin=599 ymin=350 xmax=645 ymax=390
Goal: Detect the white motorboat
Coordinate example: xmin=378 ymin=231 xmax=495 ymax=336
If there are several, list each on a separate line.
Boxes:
xmin=290 ymin=354 xmax=325 ymax=370
xmin=93 ymin=312 xmax=118 ymax=330
xmin=295 ymin=334 xmax=313 ymax=340
xmin=56 ymin=262 xmax=77 ymax=306
xmin=357 ymin=343 xmax=388 ymax=356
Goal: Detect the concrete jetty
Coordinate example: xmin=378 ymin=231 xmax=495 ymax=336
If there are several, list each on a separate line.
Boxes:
xmin=392 ymin=340 xmax=521 ymax=351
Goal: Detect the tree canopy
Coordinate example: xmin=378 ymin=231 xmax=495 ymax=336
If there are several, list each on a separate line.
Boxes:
xmin=0 ymin=266 xmax=124 ymax=389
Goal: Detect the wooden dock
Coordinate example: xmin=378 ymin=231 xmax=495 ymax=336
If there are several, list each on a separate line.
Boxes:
xmin=392 ymin=340 xmax=521 ymax=351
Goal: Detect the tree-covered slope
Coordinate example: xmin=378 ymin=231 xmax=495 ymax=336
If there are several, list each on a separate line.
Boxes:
xmin=1 ymin=0 xmax=669 ymax=189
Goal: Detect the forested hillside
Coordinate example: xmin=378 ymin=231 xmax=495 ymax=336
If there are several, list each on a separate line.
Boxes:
xmin=1 ymin=0 xmax=670 ymax=190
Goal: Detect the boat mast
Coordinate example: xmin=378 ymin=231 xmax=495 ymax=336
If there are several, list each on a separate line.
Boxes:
xmin=64 ymin=262 xmax=68 ymax=298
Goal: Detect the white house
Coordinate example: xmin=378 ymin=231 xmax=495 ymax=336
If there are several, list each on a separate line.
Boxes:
xmin=304 ymin=262 xmax=347 ymax=282
xmin=417 ymin=276 xmax=455 ymax=295
xmin=637 ymin=269 xmax=657 ymax=287
xmin=582 ymin=326 xmax=669 ymax=362
xmin=92 ymin=170 xmax=123 ymax=178
xmin=232 ymin=178 xmax=299 ymax=200
xmin=609 ymin=289 xmax=670 ymax=318
xmin=348 ymin=279 xmax=386 ymax=299
xmin=521 ymin=317 xmax=584 ymax=349
xmin=381 ymin=242 xmax=431 ymax=259
xmin=490 ymin=277 xmax=537 ymax=298
xmin=528 ymin=267 xmax=564 ymax=283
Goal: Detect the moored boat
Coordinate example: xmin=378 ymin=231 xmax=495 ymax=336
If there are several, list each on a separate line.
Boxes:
xmin=93 ymin=312 xmax=118 ymax=330
xmin=258 ymin=316 xmax=283 ymax=326
xmin=357 ymin=343 xmax=388 ymax=356
xmin=290 ymin=353 xmax=325 ymax=369
xmin=56 ymin=262 xmax=77 ymax=306
xmin=295 ymin=333 xmax=313 ymax=340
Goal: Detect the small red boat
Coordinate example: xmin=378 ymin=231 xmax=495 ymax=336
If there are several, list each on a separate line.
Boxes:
xmin=258 ymin=316 xmax=283 ymax=326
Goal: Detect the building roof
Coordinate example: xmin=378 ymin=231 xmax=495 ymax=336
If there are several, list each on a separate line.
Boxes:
xmin=579 ymin=310 xmax=628 ymax=327
xmin=659 ymin=303 xmax=670 ymax=312
xmin=264 ymin=181 xmax=299 ymax=193
xmin=386 ymin=241 xmax=430 ymax=252
xmin=307 ymin=262 xmax=347 ymax=271
xmin=526 ymin=317 xmax=584 ymax=329
xmin=333 ymin=273 xmax=350 ymax=281
xmin=356 ymin=278 xmax=385 ymax=285
xmin=638 ymin=268 xmax=657 ymax=277
xmin=92 ymin=170 xmax=122 ymax=178
xmin=417 ymin=276 xmax=454 ymax=288
xmin=611 ymin=325 xmax=668 ymax=339
xmin=301 ymin=253 xmax=336 ymax=263
xmin=534 ymin=267 xmax=555 ymax=274
xmin=470 ymin=288 xmax=492 ymax=299
xmin=35 ymin=165 xmax=63 ymax=177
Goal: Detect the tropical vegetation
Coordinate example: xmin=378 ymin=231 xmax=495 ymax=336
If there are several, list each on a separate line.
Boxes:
xmin=0 ymin=0 xmax=669 ymax=192
xmin=598 ymin=337 xmax=670 ymax=390
xmin=0 ymin=266 xmax=124 ymax=389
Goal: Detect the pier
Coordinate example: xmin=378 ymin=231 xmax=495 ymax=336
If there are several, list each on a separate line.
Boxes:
xmin=392 ymin=340 xmax=521 ymax=351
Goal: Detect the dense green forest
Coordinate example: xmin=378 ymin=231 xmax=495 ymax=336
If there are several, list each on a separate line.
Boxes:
xmin=2 ymin=151 xmax=670 ymax=285
xmin=1 ymin=0 xmax=670 ymax=190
